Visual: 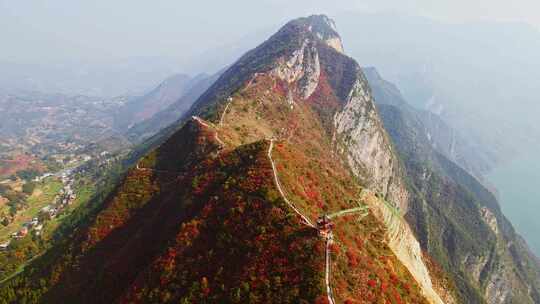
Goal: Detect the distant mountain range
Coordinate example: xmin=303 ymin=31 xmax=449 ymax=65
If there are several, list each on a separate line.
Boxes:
xmin=124 ymin=72 xmax=221 ymax=142
xmin=0 ymin=57 xmax=180 ymax=97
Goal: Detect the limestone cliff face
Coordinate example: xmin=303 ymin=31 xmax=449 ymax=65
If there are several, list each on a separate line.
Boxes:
xmin=269 ymin=15 xmax=345 ymax=100
xmin=485 ymin=267 xmax=512 ymax=304
xmin=332 ymin=68 xmax=409 ymax=213
xmin=324 ymin=37 xmax=344 ymax=53
xmin=305 ymin=14 xmax=345 ymax=53
xmin=480 ymin=207 xmax=499 ymax=235
xmin=270 ymin=39 xmax=321 ymax=99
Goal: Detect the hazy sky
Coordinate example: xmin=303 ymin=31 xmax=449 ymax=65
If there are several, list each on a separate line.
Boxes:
xmin=1 ymin=0 xmax=539 ymax=66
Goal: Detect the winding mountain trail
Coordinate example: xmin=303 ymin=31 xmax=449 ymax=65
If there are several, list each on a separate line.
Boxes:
xmin=267 ymin=139 xmax=316 ymax=229
xmin=267 ymin=137 xmax=372 ymax=304
xmin=218 ymin=102 xmax=336 ymax=302
xmin=267 ymin=137 xmax=369 ymax=304
xmin=325 ymin=233 xmax=336 ymax=304
xmin=267 ymin=137 xmax=335 ymax=302
xmin=324 ymin=207 xmax=368 ymax=304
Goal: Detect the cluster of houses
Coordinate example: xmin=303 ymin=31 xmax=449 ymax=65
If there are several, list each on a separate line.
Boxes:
xmin=16 ymin=218 xmax=42 ymax=238
xmin=0 ymin=150 xmax=117 ymax=252
xmin=0 ymin=217 xmax=42 ymax=250
xmin=0 ymin=171 xmax=77 ymax=251
xmin=39 ymin=172 xmax=76 ymax=221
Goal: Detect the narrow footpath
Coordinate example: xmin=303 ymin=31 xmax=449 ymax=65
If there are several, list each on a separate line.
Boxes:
xmin=267 ymin=139 xmax=316 ymax=228
xmin=325 ymin=232 xmax=336 ymax=304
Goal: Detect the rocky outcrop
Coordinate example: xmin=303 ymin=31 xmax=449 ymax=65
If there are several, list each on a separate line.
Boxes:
xmin=333 ymin=70 xmax=409 ymax=212
xmin=463 ymin=254 xmax=489 ymax=283
xmin=323 ymin=37 xmax=344 ymax=53
xmin=271 ymin=39 xmax=321 ymax=99
xmin=485 ymin=266 xmax=512 ymax=304
xmin=305 ymin=14 xmax=344 ymax=53
xmin=480 ymin=207 xmax=499 ymax=235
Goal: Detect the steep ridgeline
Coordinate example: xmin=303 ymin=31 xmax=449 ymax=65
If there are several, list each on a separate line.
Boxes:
xmin=368 ymin=68 xmax=540 ymax=303
xmin=2 ymin=16 xmax=454 ymax=303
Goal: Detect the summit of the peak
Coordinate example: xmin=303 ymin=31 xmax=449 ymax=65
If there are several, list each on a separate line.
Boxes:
xmin=282 ymin=14 xmax=344 ymax=53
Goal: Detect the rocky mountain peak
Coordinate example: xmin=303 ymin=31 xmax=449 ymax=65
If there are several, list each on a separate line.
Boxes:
xmin=189 ymin=15 xmax=349 ymax=119
xmin=285 ymin=14 xmax=344 ymax=53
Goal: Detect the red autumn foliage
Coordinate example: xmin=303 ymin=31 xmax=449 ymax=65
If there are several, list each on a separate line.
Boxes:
xmin=330 ymin=243 xmax=340 ymax=254
xmin=273 ymin=78 xmax=288 ymax=96
xmin=298 ymin=175 xmax=324 ymax=208
xmin=314 ymin=295 xmax=330 ymax=304
xmin=380 ymin=281 xmax=388 ymax=293
xmin=392 ymin=288 xmax=404 ymax=304
xmin=306 ymin=69 xmax=341 ymax=108
xmin=354 ymin=236 xmax=365 ymax=249
xmin=347 ymin=248 xmax=359 ymax=267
